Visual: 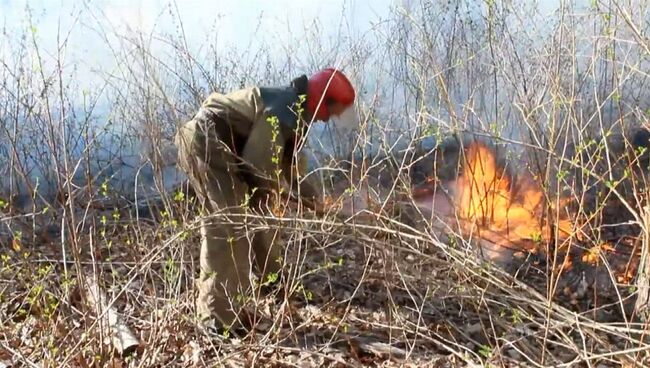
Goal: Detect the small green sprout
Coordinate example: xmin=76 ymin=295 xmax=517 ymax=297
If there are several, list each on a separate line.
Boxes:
xmin=479 ymin=344 xmax=493 ymax=359
xmin=173 ymin=190 xmax=185 ymax=202
xmin=262 ymin=272 xmax=279 ymax=286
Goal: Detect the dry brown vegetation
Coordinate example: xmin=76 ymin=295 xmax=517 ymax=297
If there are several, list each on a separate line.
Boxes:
xmin=1 ymin=0 xmax=650 ymax=367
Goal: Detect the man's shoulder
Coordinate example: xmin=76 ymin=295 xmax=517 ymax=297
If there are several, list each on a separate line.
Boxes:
xmin=204 ymin=87 xmax=260 ymax=105
xmin=258 ymin=86 xmax=304 ymax=130
xmin=198 ymin=87 xmax=263 ymax=124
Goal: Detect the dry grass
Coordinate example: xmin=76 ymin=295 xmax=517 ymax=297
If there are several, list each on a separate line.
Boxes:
xmin=1 ymin=0 xmax=650 ymax=366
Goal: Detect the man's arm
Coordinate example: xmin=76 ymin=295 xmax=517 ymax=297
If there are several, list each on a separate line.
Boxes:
xmin=242 ymin=114 xmax=326 ymax=213
xmin=241 ymin=116 xmax=287 ymax=195
xmin=281 ymin=149 xmax=324 ymax=211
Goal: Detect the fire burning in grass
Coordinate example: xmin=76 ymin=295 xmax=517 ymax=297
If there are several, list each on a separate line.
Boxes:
xmin=449 ymin=141 xmax=573 ymax=242
xmin=409 ymin=140 xmax=575 ymax=261
xmin=399 ymin=138 xmax=644 ymax=308
xmin=334 ymin=139 xmax=575 ymax=249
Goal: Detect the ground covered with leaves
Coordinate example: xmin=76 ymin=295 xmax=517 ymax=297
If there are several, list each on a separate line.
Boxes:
xmin=1 ymin=178 xmax=649 ymax=368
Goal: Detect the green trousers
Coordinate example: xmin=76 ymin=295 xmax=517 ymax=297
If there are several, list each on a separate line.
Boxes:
xmin=174 ymin=118 xmax=282 ymax=329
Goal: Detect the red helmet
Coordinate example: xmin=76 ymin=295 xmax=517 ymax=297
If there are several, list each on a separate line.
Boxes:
xmin=307 ymin=68 xmax=355 ymax=121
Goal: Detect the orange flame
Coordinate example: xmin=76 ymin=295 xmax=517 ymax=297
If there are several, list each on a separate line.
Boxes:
xmin=452 ymin=141 xmax=572 ymax=242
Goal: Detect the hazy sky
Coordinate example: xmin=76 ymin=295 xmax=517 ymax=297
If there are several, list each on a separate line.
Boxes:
xmin=0 ymin=0 xmax=576 ymax=61
xmin=1 ymin=1 xmax=394 ymax=57
xmin=0 ymin=0 xmax=400 ymax=97
xmin=0 ymin=0 xmax=584 ymax=88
